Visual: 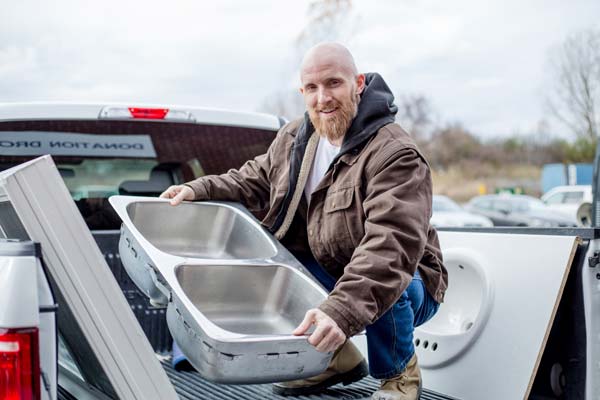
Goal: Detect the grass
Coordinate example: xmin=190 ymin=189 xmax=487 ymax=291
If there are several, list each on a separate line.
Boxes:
xmin=431 ymin=163 xmax=542 ymax=203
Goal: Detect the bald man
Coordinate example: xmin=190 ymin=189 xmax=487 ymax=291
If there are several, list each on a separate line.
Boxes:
xmin=161 ymin=43 xmax=447 ymax=400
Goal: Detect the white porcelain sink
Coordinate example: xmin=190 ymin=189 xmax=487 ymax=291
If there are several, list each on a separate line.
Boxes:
xmin=415 ymin=247 xmax=493 ymax=367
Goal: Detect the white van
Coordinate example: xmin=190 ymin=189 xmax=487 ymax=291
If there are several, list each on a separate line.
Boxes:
xmin=542 ymin=185 xmax=593 ymax=225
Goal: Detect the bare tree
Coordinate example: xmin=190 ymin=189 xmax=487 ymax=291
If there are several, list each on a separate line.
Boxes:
xmin=547 ymin=29 xmax=600 ymax=140
xmin=396 ymin=94 xmax=437 ymax=142
xmin=258 ymin=89 xmax=305 ymax=121
xmin=423 ymin=123 xmax=482 ymax=170
xmin=258 ymin=0 xmax=356 ymax=120
xmin=295 ymin=0 xmax=355 ymax=57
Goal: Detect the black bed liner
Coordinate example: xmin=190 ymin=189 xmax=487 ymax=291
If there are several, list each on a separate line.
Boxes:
xmin=161 ymin=358 xmax=458 ymax=400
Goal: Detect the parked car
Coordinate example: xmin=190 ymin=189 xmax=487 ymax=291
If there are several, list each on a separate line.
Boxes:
xmin=431 ymin=195 xmax=493 ymax=227
xmin=541 ymin=185 xmax=592 ymax=225
xmin=465 ymin=194 xmax=577 ymax=227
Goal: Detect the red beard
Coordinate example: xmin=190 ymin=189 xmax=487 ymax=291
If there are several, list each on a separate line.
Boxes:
xmin=308 ymin=93 xmax=358 ymax=143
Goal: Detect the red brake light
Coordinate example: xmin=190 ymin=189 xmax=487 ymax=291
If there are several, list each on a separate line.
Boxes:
xmin=0 ymin=328 xmax=40 ymax=400
xmin=128 ymin=107 xmax=169 ymax=119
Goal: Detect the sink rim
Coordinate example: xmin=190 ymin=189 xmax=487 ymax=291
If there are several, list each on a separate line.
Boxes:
xmin=119 ymin=197 xmax=278 ymax=260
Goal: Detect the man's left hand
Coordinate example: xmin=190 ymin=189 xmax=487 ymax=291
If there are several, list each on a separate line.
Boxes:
xmin=293 ymin=309 xmax=346 ymax=353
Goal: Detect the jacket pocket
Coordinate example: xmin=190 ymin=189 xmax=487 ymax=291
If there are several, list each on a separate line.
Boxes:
xmin=324 ymin=187 xmax=353 ymax=213
xmin=326 ymin=186 xmax=365 ymax=249
xmin=322 ymin=187 xmax=360 ymax=264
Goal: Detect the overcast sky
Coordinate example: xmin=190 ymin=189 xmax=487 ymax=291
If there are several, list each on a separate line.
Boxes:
xmin=1 ymin=0 xmax=599 ymax=139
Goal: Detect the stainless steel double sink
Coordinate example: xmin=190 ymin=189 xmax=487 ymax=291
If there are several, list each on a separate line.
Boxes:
xmin=109 ymin=196 xmax=332 ymax=383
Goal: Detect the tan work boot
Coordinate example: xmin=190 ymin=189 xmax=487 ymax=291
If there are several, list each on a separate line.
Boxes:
xmin=371 ymin=353 xmax=422 ymax=400
xmin=272 ymin=340 xmax=369 ymax=396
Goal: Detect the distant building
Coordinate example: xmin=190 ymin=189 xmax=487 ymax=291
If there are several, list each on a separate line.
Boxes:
xmin=541 ymin=163 xmax=593 ymax=193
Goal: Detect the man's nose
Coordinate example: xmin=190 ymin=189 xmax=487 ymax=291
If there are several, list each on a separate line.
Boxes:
xmin=317 ymin=87 xmax=332 ymax=104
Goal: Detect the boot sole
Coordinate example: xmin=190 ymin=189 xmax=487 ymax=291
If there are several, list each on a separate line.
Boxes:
xmin=272 ymin=360 xmax=369 ymax=396
xmin=371 ymin=385 xmax=423 ymax=400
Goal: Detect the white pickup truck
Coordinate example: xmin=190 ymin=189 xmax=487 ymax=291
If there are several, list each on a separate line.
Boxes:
xmin=0 ymin=103 xmax=598 ymax=400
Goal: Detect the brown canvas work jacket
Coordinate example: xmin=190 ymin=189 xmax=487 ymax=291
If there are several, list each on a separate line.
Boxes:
xmin=185 ymin=73 xmax=448 ymax=337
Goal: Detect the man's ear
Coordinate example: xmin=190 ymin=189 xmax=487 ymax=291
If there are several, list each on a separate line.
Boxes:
xmin=299 ymin=87 xmax=304 ymax=95
xmin=356 ymin=74 xmax=366 ymax=95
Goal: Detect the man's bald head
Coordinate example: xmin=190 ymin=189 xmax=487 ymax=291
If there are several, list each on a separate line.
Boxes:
xmin=299 ymin=42 xmax=365 ymax=145
xmin=300 ymin=42 xmax=358 ymax=83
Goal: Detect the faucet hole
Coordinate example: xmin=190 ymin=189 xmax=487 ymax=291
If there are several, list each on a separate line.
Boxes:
xmin=462 ymin=321 xmax=474 ymax=332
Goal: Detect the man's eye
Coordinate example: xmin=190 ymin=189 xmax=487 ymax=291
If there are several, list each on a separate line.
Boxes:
xmin=329 ymin=80 xmax=340 ymax=86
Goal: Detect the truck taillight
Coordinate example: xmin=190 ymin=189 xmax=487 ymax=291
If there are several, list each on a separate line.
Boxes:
xmin=99 ymin=106 xmax=196 ymax=122
xmin=0 ymin=328 xmax=40 ymax=400
xmin=128 ymin=107 xmax=169 ymax=119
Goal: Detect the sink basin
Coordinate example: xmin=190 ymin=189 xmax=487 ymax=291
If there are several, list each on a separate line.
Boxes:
xmin=422 ymin=258 xmax=484 ymax=335
xmin=109 ymin=196 xmax=332 ymax=383
xmin=126 ymin=201 xmax=277 ymax=259
xmin=415 ymin=247 xmax=493 ymax=368
xmin=176 ymin=264 xmax=324 ymax=335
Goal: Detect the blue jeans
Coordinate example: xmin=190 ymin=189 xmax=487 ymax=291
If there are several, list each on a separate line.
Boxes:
xmin=299 ymin=254 xmax=440 ymax=379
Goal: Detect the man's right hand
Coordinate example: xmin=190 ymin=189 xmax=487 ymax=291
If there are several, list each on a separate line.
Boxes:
xmin=159 ymin=185 xmax=195 ymax=206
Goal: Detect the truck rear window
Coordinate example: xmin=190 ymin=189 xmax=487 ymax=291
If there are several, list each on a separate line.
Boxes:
xmin=0 ymin=120 xmax=276 ymax=229
xmin=59 ymin=159 xmax=159 ymax=200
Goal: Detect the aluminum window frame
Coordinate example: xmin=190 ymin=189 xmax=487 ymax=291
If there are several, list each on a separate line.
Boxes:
xmin=0 ymin=155 xmax=177 ymax=400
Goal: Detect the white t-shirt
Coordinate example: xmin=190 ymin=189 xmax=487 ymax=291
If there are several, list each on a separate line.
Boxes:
xmin=304 ymin=135 xmax=341 ymax=203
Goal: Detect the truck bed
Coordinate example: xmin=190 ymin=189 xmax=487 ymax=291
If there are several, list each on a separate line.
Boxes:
xmin=160 ymin=358 xmax=456 ymax=400
xmin=56 ymin=343 xmax=456 ymax=400
xmin=90 ymin=231 xmax=465 ymax=400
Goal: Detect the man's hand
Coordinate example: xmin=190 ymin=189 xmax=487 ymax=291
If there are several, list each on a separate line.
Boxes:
xmin=293 ymin=308 xmax=346 ymax=353
xmin=159 ymin=185 xmax=195 ymax=206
